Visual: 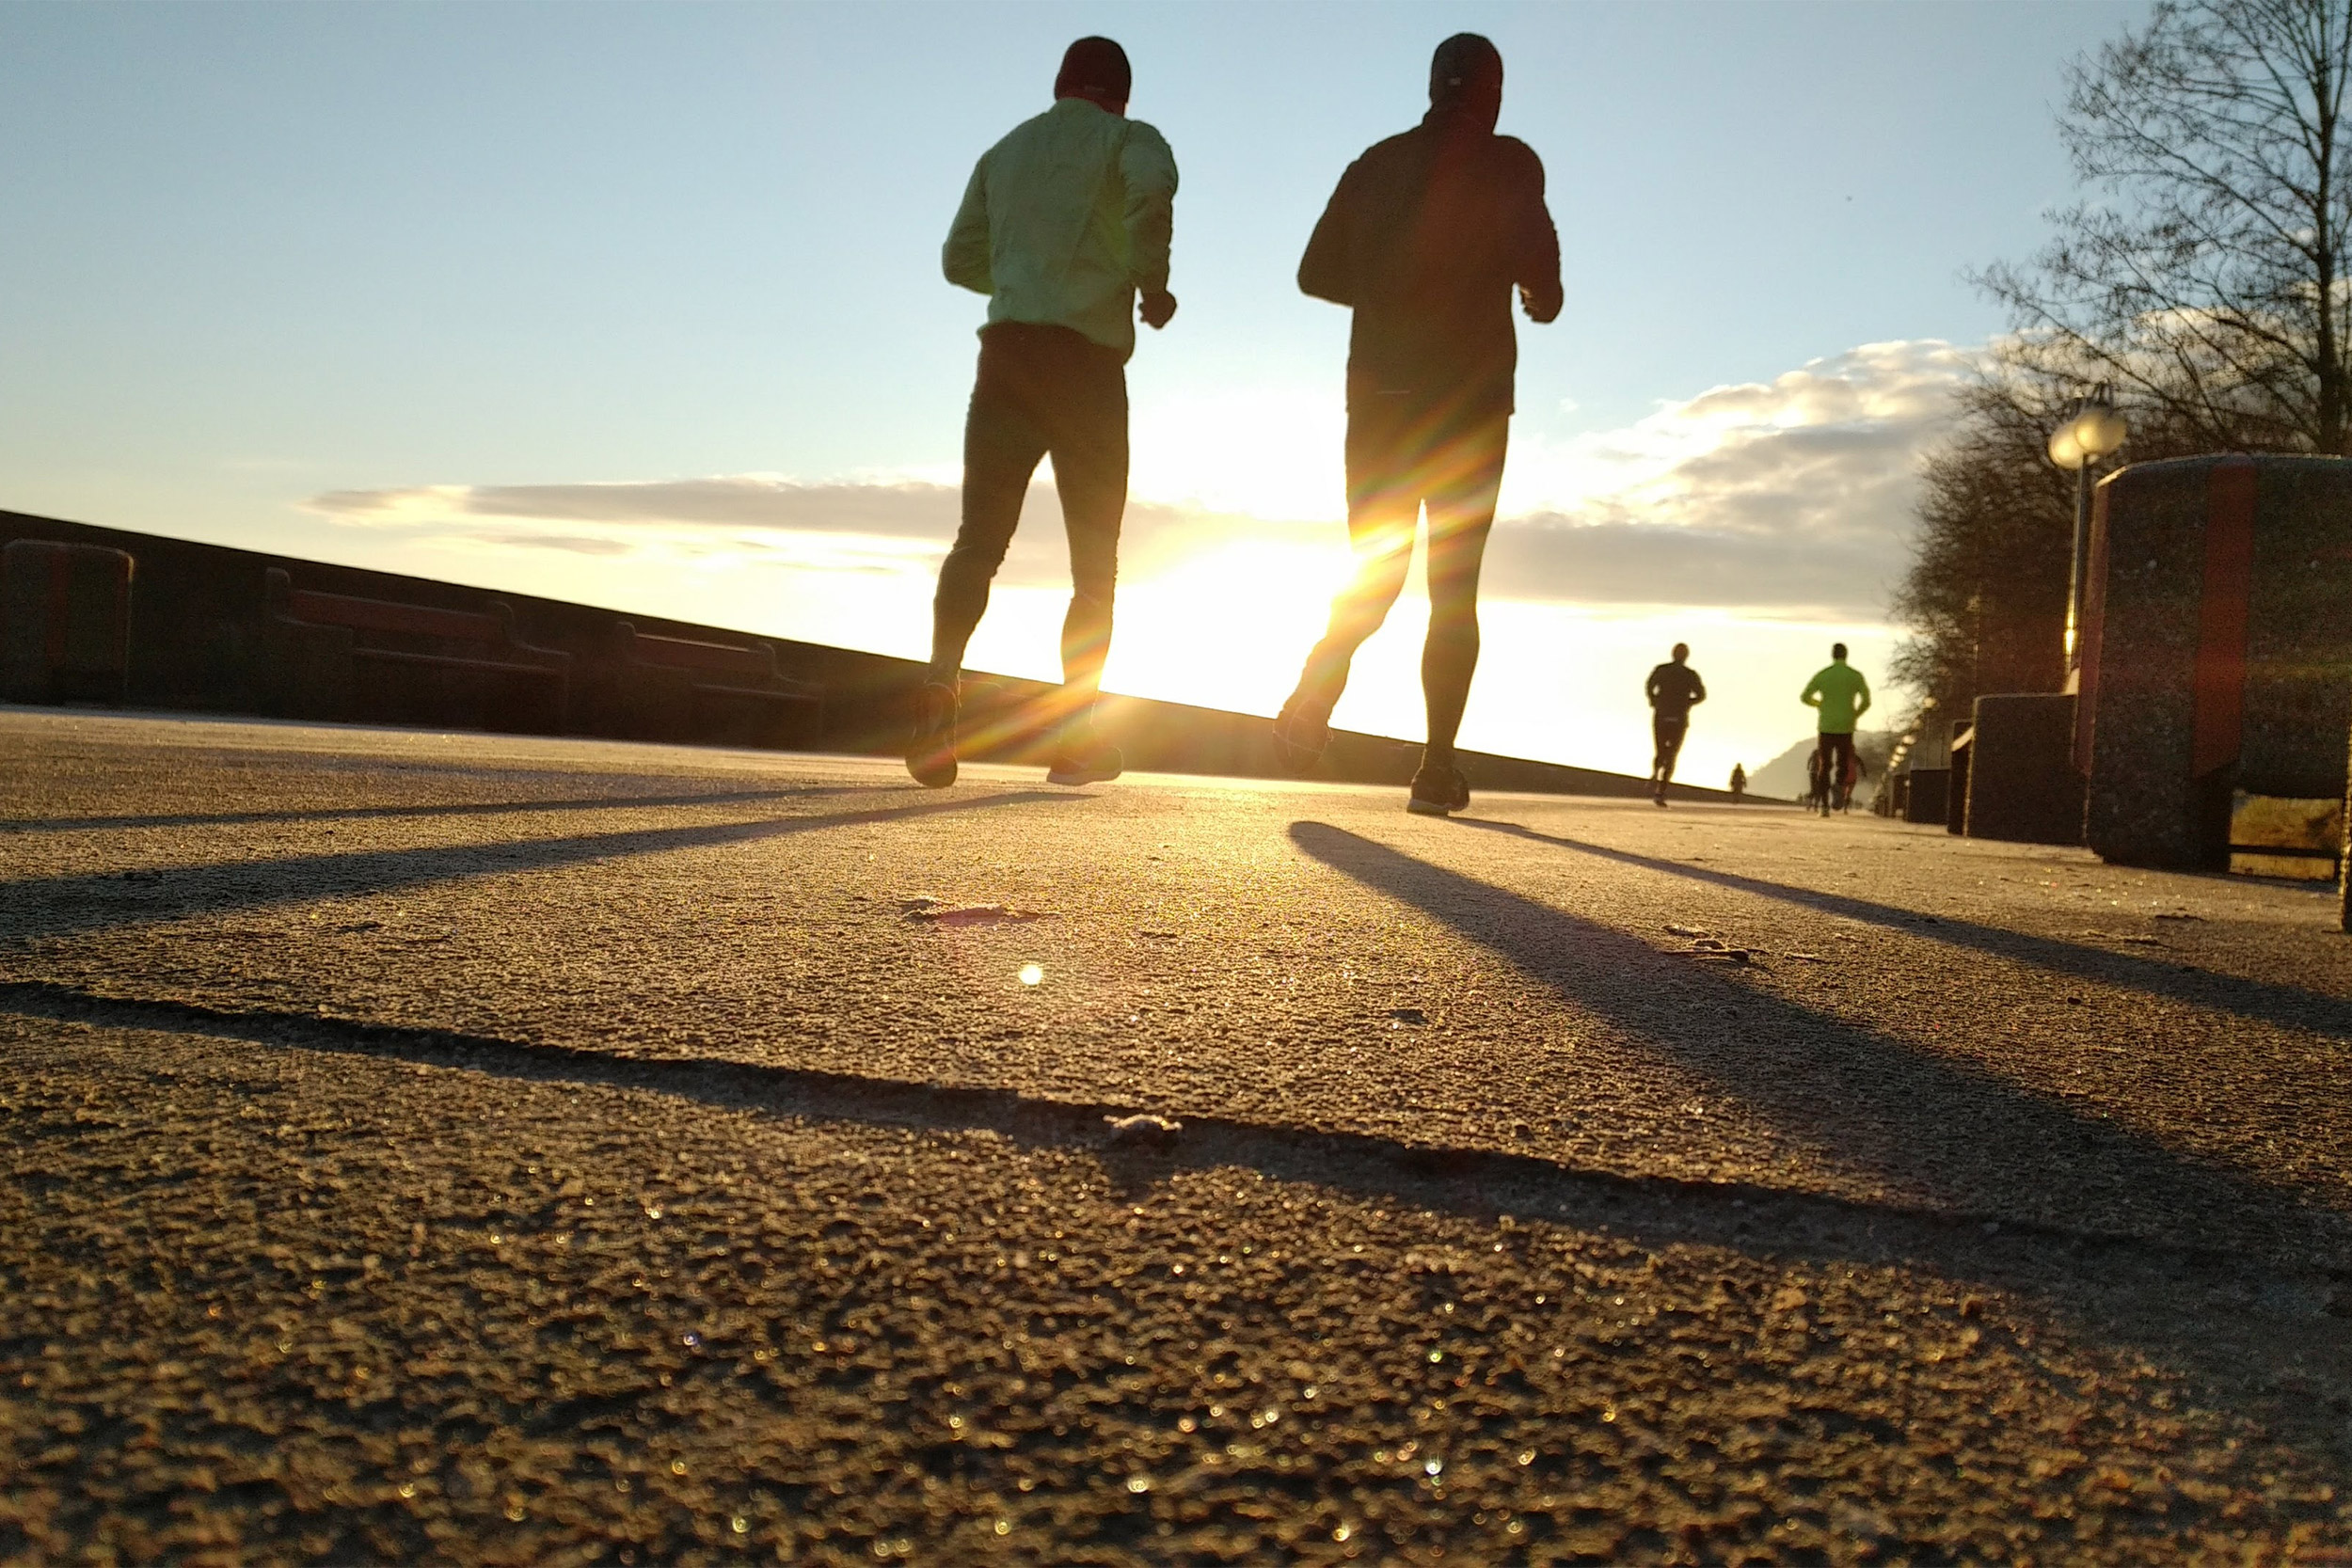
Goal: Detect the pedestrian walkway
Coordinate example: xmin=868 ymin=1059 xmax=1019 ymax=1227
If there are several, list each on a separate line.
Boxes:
xmin=3 ymin=709 xmax=2346 ymax=1561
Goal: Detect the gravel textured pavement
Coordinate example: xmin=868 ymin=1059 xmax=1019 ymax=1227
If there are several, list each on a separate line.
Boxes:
xmin=2 ymin=708 xmax=2348 ymax=1565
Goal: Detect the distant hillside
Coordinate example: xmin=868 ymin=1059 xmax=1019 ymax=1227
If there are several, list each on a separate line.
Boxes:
xmin=1746 ymin=731 xmax=1897 ymax=801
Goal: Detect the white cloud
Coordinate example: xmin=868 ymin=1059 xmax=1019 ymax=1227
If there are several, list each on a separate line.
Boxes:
xmin=307 ymin=476 xmax=960 ymax=537
xmin=307 ymin=475 xmax=1328 ymax=591
xmin=303 ymin=338 xmax=1970 ymax=622
xmin=1483 ymin=339 xmax=1969 ymax=618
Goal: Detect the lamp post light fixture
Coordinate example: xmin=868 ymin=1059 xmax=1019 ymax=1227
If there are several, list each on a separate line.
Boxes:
xmin=2049 ymin=385 xmax=2128 ymax=675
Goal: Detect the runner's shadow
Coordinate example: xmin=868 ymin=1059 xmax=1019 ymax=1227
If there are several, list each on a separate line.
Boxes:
xmin=0 ymin=791 xmax=1073 ymax=943
xmin=1286 ymin=820 xmax=2348 ymax=1271
xmin=1455 ymin=816 xmax=2352 ymax=1043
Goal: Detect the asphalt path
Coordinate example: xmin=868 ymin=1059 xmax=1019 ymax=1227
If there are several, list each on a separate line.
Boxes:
xmin=2 ymin=709 xmax=2348 ymax=1565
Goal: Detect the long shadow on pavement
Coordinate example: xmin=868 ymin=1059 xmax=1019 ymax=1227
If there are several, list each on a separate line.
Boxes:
xmin=5 ymin=975 xmax=2345 ymax=1476
xmin=0 ymin=790 xmax=1071 ymax=943
xmin=1 ymin=784 xmax=901 ymax=835
xmin=1457 ymin=816 xmax=2352 ymax=1044
xmin=1285 ymin=820 xmax=2348 ymax=1273
xmin=1 ymin=974 xmax=2334 ymax=1285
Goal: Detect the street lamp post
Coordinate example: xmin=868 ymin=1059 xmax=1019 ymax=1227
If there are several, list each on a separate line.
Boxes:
xmin=2048 ymin=386 xmax=2129 ymax=677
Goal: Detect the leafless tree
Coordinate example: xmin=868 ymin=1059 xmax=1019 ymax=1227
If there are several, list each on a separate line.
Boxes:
xmin=1887 ymin=361 xmax=2237 ymax=733
xmin=1978 ymin=0 xmax=2352 ymax=453
xmin=1890 ymin=374 xmax=2077 ymax=726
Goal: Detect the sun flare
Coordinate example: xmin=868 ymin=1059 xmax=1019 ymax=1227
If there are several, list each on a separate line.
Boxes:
xmin=1103 ymin=538 xmax=1353 ymax=715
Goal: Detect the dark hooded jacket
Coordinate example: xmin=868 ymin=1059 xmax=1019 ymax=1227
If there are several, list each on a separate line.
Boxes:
xmin=1297 ymin=95 xmax=1562 ymax=413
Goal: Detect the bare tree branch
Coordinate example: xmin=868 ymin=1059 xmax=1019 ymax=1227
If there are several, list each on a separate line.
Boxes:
xmin=1973 ymin=0 xmax=2352 ymax=453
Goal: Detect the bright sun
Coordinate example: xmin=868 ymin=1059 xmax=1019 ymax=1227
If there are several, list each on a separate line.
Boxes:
xmin=1103 ymin=538 xmax=1353 ymax=717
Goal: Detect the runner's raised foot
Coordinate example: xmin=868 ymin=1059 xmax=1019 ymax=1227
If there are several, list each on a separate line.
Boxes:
xmin=1270 ymin=696 xmax=1332 ymax=776
xmin=905 ymin=682 xmax=959 ymax=788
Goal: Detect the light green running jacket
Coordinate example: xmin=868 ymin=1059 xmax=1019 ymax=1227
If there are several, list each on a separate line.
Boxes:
xmin=943 ymin=98 xmax=1179 ymax=362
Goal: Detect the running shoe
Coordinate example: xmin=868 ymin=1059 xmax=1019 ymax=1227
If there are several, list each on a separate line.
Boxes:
xmin=1406 ymin=759 xmax=1471 ymax=816
xmin=905 ymin=681 xmax=958 ymax=789
xmin=1046 ymin=736 xmax=1124 ymax=787
xmin=1270 ymin=697 xmax=1331 ymax=776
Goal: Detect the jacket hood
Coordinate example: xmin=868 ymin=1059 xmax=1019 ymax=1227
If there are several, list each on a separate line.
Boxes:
xmin=1426 ymin=32 xmax=1502 ymax=134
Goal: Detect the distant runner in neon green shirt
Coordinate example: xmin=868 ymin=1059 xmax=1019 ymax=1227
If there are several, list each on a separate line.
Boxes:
xmin=1801 ymin=642 xmax=1871 ymax=813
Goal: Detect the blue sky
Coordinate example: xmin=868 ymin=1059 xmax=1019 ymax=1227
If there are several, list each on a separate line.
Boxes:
xmin=0 ymin=1 xmax=2146 ymax=779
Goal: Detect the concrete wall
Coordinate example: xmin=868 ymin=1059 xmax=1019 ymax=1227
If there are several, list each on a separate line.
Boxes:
xmin=1901 ymin=768 xmax=1949 ymax=825
xmin=1964 ymin=693 xmax=2082 ymax=846
xmin=0 ymin=509 xmax=1749 ymax=804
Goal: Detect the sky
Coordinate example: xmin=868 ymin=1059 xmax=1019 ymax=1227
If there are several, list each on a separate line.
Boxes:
xmin=0 ymin=0 xmax=2148 ymax=784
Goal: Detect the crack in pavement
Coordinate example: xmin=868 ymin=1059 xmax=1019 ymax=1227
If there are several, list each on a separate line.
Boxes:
xmin=6 ymin=976 xmax=2343 ymax=1301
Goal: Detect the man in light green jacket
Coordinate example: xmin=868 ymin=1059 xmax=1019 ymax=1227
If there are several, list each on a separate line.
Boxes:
xmin=907 ymin=36 xmax=1179 ymax=790
xmin=1801 ymin=641 xmax=1871 ymax=811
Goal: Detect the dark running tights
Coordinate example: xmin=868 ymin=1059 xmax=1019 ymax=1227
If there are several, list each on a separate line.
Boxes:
xmin=1291 ymin=397 xmax=1510 ymax=762
xmin=1653 ymin=717 xmax=1688 ymax=783
xmin=1815 ymin=732 xmax=1857 ymax=797
xmin=929 ymin=324 xmax=1128 ymax=706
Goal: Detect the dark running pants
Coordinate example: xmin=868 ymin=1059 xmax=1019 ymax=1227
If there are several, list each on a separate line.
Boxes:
xmin=1815 ymin=731 xmax=1856 ymax=796
xmin=1652 ymin=714 xmax=1689 ymax=784
xmin=929 ymin=323 xmax=1128 ymax=706
xmin=1290 ymin=391 xmax=1510 ymax=762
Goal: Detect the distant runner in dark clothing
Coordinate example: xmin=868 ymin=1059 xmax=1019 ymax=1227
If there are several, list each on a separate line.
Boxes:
xmin=1268 ymin=33 xmax=1563 ymax=817
xmin=1645 ymin=642 xmax=1705 ymax=806
xmin=1729 ymin=763 xmax=1747 ymax=799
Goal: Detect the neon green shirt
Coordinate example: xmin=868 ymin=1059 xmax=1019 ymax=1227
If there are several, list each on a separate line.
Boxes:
xmin=1801 ymin=660 xmax=1871 ymax=734
xmin=942 ymin=98 xmax=1179 ymax=362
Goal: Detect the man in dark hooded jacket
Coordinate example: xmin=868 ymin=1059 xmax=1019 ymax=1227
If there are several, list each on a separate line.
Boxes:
xmin=1270 ymin=33 xmax=1562 ymax=816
